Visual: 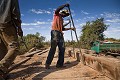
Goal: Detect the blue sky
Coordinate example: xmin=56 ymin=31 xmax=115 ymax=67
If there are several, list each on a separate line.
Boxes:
xmin=19 ymin=0 xmax=120 ymax=41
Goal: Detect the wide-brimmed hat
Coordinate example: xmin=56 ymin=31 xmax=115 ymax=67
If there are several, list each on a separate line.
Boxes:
xmin=60 ymin=9 xmax=69 ymax=15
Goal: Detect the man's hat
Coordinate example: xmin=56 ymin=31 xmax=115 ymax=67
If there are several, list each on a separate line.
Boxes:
xmin=60 ymin=9 xmax=69 ymax=15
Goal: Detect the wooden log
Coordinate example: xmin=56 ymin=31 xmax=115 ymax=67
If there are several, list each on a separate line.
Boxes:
xmin=76 ymin=52 xmax=80 ymax=62
xmin=8 ymin=57 xmax=31 ymax=72
xmin=96 ymin=57 xmax=120 ymax=80
xmin=83 ymin=53 xmax=120 ymax=80
xmin=68 ymin=50 xmax=72 ymax=57
xmin=24 ymin=50 xmax=42 ymax=57
xmin=28 ymin=47 xmax=36 ymax=53
xmin=37 ymin=49 xmax=49 ymax=55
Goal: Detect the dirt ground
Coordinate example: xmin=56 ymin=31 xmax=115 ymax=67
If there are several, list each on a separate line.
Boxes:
xmin=8 ymin=48 xmax=111 ymax=80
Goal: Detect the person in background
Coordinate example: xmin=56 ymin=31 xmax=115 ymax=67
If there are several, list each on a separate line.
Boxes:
xmin=0 ymin=0 xmax=23 ymax=79
xmin=45 ymin=3 xmax=75 ymax=69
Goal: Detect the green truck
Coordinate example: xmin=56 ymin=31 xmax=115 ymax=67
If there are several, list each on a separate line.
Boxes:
xmin=91 ymin=41 xmax=120 ymax=53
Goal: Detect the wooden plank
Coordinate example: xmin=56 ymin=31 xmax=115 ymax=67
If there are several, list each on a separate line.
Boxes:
xmin=8 ymin=57 xmax=31 ymax=72
xmin=37 ymin=49 xmax=49 ymax=55
xmin=24 ymin=50 xmax=42 ymax=57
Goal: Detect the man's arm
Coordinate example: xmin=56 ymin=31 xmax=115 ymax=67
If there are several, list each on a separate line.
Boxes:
xmin=55 ymin=4 xmax=69 ymax=14
xmin=63 ymin=19 xmax=71 ymax=27
xmin=63 ymin=27 xmax=76 ymax=31
xmin=62 ymin=19 xmax=71 ymax=30
xmin=63 ymin=22 xmax=70 ymax=27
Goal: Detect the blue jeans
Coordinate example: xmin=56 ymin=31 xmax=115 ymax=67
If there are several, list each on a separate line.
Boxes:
xmin=46 ymin=30 xmax=65 ymax=66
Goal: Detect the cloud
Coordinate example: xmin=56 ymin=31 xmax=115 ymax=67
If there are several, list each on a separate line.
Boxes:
xmin=21 ymin=14 xmax=24 ymax=16
xmin=30 ymin=9 xmax=51 ymax=14
xmin=81 ymin=10 xmax=89 ymax=15
xmin=22 ymin=23 xmax=37 ymax=26
xmin=70 ymin=9 xmax=75 ymax=17
xmin=106 ymin=19 xmax=120 ymax=23
xmin=23 ymin=27 xmax=34 ymax=30
xmin=83 ymin=16 xmax=95 ymax=20
xmin=103 ymin=12 xmax=120 ymax=18
xmin=47 ymin=19 xmax=52 ymax=21
xmin=76 ymin=19 xmax=81 ymax=22
xmin=107 ymin=28 xmax=120 ymax=32
xmin=104 ymin=26 xmax=120 ymax=39
xmin=79 ymin=23 xmax=86 ymax=26
xmin=29 ymin=28 xmax=34 ymax=30
xmin=22 ymin=21 xmax=49 ymax=26
xmin=101 ymin=12 xmax=120 ymax=23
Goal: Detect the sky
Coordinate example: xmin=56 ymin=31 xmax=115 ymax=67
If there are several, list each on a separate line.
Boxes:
xmin=19 ymin=0 xmax=120 ymax=41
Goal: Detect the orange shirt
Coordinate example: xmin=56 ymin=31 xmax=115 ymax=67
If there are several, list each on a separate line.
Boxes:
xmin=52 ymin=13 xmax=63 ymax=32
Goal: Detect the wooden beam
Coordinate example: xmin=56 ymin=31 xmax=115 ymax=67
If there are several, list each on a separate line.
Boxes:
xmin=24 ymin=50 xmax=42 ymax=57
xmin=83 ymin=53 xmax=120 ymax=80
xmin=37 ymin=49 xmax=49 ymax=55
xmin=8 ymin=57 xmax=31 ymax=72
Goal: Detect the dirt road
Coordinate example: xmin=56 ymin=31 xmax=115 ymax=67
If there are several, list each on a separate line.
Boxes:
xmin=8 ymin=49 xmax=110 ymax=80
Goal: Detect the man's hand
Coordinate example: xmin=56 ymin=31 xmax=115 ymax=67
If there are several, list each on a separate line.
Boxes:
xmin=71 ymin=27 xmax=76 ymax=31
xmin=17 ymin=27 xmax=23 ymax=37
xmin=65 ymin=3 xmax=69 ymax=7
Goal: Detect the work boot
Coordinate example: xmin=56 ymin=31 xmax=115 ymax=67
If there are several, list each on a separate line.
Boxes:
xmin=56 ymin=65 xmax=66 ymax=68
xmin=45 ymin=64 xmax=50 ymax=69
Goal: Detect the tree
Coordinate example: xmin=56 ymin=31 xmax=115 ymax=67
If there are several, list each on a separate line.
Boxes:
xmin=80 ymin=18 xmax=108 ymax=49
xmin=19 ymin=32 xmax=45 ymax=53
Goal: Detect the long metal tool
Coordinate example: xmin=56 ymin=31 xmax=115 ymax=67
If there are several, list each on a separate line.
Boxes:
xmin=68 ymin=6 xmax=84 ymax=64
xmin=69 ymin=20 xmax=75 ymax=57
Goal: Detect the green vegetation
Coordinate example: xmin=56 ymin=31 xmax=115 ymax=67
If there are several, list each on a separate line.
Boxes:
xmin=19 ymin=32 xmax=45 ymax=54
xmin=19 ymin=18 xmax=119 ymax=53
xmin=80 ymin=18 xmax=108 ymax=49
xmin=65 ymin=40 xmax=78 ymax=48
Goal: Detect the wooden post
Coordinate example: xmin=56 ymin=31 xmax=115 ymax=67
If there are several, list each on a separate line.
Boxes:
xmin=76 ymin=52 xmax=80 ymax=62
xmin=68 ymin=50 xmax=72 ymax=57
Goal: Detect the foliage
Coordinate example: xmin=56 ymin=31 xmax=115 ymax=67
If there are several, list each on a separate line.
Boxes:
xmin=105 ymin=38 xmax=120 ymax=43
xmin=65 ymin=40 xmax=78 ymax=48
xmin=19 ymin=32 xmax=45 ymax=54
xmin=80 ymin=18 xmax=108 ymax=49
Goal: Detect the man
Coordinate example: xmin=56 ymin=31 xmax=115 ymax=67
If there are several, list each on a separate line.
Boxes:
xmin=45 ymin=4 xmax=75 ymax=69
xmin=0 ymin=0 xmax=23 ymax=79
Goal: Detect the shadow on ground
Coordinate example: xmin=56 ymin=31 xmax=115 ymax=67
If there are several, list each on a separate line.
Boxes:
xmin=9 ymin=60 xmax=79 ymax=80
